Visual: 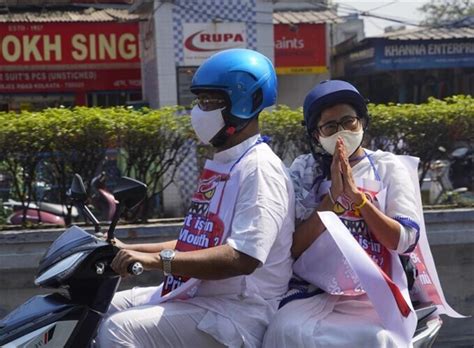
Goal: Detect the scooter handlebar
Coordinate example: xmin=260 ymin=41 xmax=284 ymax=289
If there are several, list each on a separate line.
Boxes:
xmin=127 ymin=262 xmax=144 ymax=276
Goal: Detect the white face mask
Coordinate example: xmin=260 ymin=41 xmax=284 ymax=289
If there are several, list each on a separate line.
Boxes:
xmin=190 ymin=105 xmax=226 ymax=145
xmin=318 ymin=129 xmax=364 ymax=156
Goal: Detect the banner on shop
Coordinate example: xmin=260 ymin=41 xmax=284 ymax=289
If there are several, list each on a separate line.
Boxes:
xmin=0 ymin=69 xmax=141 ymax=92
xmin=274 ymin=23 xmax=327 ymax=75
xmin=346 ymin=38 xmax=474 ymax=75
xmin=375 ymin=39 xmax=474 ymax=70
xmin=182 ymin=22 xmax=247 ymax=65
xmin=0 ymin=22 xmax=139 ymax=66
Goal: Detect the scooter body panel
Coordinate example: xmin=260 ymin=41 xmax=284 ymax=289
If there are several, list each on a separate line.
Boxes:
xmin=2 ymin=320 xmax=78 ymax=348
xmin=0 ymin=293 xmax=81 ymax=346
xmin=37 ymin=225 xmax=105 ymax=278
xmin=0 ymin=302 xmax=103 ymax=348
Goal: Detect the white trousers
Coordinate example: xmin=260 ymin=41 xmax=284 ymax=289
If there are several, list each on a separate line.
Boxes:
xmin=263 ymin=293 xmax=399 ymax=348
xmin=96 ymin=287 xmax=225 ymax=348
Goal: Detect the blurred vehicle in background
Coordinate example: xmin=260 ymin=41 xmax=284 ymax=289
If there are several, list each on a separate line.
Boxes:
xmin=421 ymin=145 xmax=473 ymax=205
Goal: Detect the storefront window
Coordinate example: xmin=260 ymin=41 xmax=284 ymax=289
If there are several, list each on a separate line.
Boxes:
xmin=0 ymin=94 xmax=75 ymax=112
xmin=87 ymin=91 xmax=143 ymax=107
xmin=177 ymin=67 xmax=197 ymax=109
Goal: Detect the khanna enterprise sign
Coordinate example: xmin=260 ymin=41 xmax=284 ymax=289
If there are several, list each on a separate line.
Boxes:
xmin=182 ymin=23 xmax=247 ymax=65
xmin=377 ymin=39 xmax=474 ymax=70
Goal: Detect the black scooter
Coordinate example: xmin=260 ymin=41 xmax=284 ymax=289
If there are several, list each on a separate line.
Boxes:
xmin=0 ymin=174 xmax=146 ymax=347
xmin=0 ymin=174 xmax=443 ymax=347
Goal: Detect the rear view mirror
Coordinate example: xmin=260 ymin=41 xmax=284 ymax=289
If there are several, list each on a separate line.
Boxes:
xmin=69 ymin=174 xmax=88 ymax=202
xmin=69 ymin=173 xmax=101 ymax=233
xmin=113 ymin=177 xmax=147 ymax=210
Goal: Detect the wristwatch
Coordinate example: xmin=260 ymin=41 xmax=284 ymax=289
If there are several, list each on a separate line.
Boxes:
xmin=160 ymin=249 xmax=176 ymax=276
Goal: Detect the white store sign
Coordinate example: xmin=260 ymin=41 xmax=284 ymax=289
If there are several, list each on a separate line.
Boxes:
xmin=182 ymin=22 xmax=247 ymax=65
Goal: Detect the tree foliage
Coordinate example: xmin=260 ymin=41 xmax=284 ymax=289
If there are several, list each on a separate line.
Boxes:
xmin=419 ymin=0 xmax=474 ymax=26
xmin=0 ymin=106 xmax=193 ymax=225
xmin=0 ymin=95 xmax=472 ymax=227
xmin=367 ymin=95 xmax=474 ymax=184
xmin=260 ymin=105 xmax=308 ymax=162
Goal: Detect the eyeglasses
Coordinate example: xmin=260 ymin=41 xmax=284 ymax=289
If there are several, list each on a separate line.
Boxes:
xmin=315 ymin=116 xmax=361 ymax=137
xmin=192 ymin=96 xmax=227 ymax=111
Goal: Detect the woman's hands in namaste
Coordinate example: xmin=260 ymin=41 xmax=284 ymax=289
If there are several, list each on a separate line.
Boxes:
xmin=330 ymin=137 xmax=365 ymax=205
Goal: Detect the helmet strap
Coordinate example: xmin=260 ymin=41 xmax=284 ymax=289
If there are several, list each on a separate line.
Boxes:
xmin=209 ymin=117 xmax=251 ymax=148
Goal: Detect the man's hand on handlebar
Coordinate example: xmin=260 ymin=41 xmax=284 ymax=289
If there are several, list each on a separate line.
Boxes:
xmin=111 ymin=249 xmax=158 ymax=277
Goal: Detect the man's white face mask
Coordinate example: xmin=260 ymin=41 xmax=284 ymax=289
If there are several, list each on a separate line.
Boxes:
xmin=318 ymin=129 xmax=364 ymax=156
xmin=190 ymin=105 xmax=226 ymax=145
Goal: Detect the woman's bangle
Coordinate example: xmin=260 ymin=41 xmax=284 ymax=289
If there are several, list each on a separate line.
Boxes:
xmin=353 ymin=193 xmax=368 ymax=216
xmin=354 ymin=193 xmax=368 ymax=209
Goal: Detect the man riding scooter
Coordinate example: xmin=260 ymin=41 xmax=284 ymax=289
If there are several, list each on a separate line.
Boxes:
xmin=95 ymin=48 xmax=296 ymax=347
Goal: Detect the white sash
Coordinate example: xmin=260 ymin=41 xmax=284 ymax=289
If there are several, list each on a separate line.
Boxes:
xmin=294 ymin=178 xmax=417 ymax=346
xmin=397 ymin=156 xmax=465 ymax=318
xmin=141 ymin=139 xmax=266 ymax=305
xmin=293 ymin=155 xmax=465 ymax=346
xmin=315 ymin=211 xmax=417 ymax=347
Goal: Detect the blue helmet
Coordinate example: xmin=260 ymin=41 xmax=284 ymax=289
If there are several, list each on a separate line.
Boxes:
xmin=303 ymin=80 xmax=368 ymax=133
xmin=190 ymin=48 xmax=277 ymax=119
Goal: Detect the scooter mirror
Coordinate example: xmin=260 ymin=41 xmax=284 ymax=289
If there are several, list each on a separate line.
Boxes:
xmin=69 ymin=174 xmax=88 ymax=202
xmin=106 ymin=177 xmax=147 ymax=241
xmin=113 ymin=177 xmax=147 ymax=210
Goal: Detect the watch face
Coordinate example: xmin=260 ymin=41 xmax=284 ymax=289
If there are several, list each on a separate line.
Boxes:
xmin=161 ymin=249 xmax=175 ymax=259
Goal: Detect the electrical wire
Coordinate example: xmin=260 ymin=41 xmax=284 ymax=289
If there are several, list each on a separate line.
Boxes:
xmin=166 ymin=0 xmax=466 ymax=31
xmin=311 ymin=1 xmax=424 ymax=27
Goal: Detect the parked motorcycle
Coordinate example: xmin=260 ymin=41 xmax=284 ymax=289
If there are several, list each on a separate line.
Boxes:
xmin=0 ymin=175 xmax=442 ymax=347
xmin=449 ymin=145 xmax=473 ymax=191
xmin=421 ymin=146 xmax=471 ymax=205
xmin=0 ymin=174 xmax=147 ymax=347
xmin=5 ymin=199 xmax=79 ymax=226
xmin=6 ymin=171 xmax=117 ymax=226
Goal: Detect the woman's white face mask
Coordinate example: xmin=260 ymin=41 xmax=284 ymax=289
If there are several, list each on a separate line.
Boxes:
xmin=190 ymin=105 xmax=226 ymax=145
xmin=318 ymin=129 xmax=364 ymax=156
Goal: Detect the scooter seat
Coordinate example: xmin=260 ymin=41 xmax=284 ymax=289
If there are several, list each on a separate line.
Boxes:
xmin=37 ymin=202 xmax=80 ymax=218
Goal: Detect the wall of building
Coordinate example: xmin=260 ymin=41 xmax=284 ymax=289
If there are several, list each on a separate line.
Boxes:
xmin=277 ymin=73 xmax=329 ymax=108
xmin=142 ymin=0 xmax=274 ymax=109
xmin=332 ymin=14 xmax=364 ymax=46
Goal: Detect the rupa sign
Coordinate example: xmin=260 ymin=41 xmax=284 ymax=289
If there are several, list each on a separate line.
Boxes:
xmin=182 ymin=22 xmax=247 ymax=65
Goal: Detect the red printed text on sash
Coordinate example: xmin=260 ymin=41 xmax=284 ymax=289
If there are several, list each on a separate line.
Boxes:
xmin=161 ymin=168 xmax=227 ymax=296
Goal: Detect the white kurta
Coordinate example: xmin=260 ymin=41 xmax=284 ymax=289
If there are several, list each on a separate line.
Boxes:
xmin=263 ymin=149 xmax=421 ymax=348
xmin=96 ymin=134 xmax=295 ymax=348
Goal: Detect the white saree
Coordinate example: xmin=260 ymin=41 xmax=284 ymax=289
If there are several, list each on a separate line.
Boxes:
xmin=264 ymin=150 xmax=462 ymax=348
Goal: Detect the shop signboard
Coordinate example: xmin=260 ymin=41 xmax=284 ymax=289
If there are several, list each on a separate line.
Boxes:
xmin=0 ymin=22 xmax=139 ymax=66
xmin=0 ymin=69 xmax=141 ymax=93
xmin=0 ymin=22 xmax=141 ymax=92
xmin=346 ymin=38 xmax=474 ymax=75
xmin=274 ymin=23 xmax=327 ymax=75
xmin=182 ymin=22 xmax=247 ymax=65
xmin=375 ymin=39 xmax=474 ymax=70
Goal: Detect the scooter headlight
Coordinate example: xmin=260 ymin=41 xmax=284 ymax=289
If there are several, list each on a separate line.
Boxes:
xmin=35 ymin=251 xmax=89 ymax=286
